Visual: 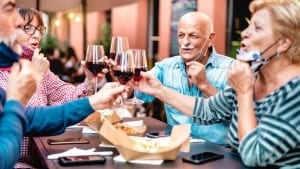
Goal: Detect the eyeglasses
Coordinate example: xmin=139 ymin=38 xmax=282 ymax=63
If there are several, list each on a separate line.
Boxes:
xmin=23 ymin=24 xmax=47 ymax=36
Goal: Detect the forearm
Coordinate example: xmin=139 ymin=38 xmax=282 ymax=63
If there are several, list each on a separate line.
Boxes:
xmin=237 ymin=91 xmax=257 ymax=141
xmin=0 ymin=100 xmax=26 ymax=169
xmin=154 ymin=85 xmax=195 ymax=116
xmin=197 ymin=83 xmax=218 ymax=97
xmin=25 ymin=98 xmax=94 ymax=136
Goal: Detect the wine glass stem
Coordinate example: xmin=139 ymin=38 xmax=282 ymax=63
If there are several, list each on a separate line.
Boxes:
xmin=133 ymin=89 xmax=137 ymax=100
xmin=94 ymin=77 xmax=97 ymax=94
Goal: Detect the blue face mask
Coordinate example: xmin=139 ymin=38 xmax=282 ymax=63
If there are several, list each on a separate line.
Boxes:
xmin=236 ymin=40 xmax=279 ymax=78
xmin=0 ymin=42 xmax=19 ymax=68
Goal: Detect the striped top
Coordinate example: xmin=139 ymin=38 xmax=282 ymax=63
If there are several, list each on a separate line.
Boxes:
xmin=193 ymin=76 xmax=300 ymax=169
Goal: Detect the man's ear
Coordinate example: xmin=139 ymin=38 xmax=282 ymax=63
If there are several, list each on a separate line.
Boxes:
xmin=209 ymin=32 xmax=216 ymax=41
xmin=208 ymin=32 xmax=216 ymax=47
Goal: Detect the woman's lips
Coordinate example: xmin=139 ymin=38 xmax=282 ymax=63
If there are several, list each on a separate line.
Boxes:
xmin=30 ymin=43 xmax=39 ymax=49
xmin=240 ymin=43 xmax=248 ymax=51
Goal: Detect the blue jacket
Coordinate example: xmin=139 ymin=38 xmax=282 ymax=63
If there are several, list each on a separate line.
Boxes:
xmin=0 ymin=88 xmax=94 ymax=169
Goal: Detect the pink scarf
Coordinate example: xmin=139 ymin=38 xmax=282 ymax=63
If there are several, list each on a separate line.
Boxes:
xmin=21 ymin=45 xmax=34 ymax=61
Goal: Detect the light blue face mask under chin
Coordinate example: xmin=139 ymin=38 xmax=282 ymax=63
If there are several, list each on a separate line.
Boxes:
xmin=235 ymin=39 xmax=280 ymax=78
xmin=236 ymin=49 xmax=278 ymax=78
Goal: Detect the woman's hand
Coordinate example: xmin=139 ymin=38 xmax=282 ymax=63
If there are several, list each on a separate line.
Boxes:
xmin=228 ymin=60 xmax=255 ymax=95
xmin=82 ymin=57 xmax=108 ymax=93
xmin=31 ymin=49 xmax=49 ymax=82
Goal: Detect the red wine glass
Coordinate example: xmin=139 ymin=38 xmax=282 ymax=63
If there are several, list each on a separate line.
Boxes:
xmin=109 ymin=36 xmax=129 ymax=60
xmin=85 ymin=45 xmax=107 ymax=94
xmin=126 ymin=49 xmax=148 ymax=104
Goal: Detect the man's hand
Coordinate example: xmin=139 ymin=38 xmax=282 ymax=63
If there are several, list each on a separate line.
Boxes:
xmin=186 ymin=61 xmax=218 ymax=97
xmin=186 ymin=61 xmax=208 ymax=87
xmin=135 ymin=71 xmax=163 ymax=96
xmin=6 ymin=59 xmax=37 ymax=105
xmin=31 ymin=49 xmax=49 ymax=82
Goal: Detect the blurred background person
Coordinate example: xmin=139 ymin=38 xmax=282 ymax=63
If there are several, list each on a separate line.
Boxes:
xmin=65 ymin=46 xmax=85 ymax=83
xmin=45 ymin=47 xmax=66 ymax=80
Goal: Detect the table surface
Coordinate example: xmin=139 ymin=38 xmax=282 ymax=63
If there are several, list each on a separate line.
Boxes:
xmin=32 ymin=116 xmax=250 ymax=169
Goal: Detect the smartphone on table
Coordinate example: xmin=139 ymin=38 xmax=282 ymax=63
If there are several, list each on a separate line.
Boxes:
xmin=47 ymin=136 xmax=89 ymax=145
xmin=182 ymin=152 xmax=224 ymax=164
xmin=58 ymin=155 xmax=106 ymax=166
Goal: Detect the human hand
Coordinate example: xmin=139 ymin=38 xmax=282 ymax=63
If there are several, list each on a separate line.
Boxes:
xmin=228 ymin=60 xmax=254 ymax=95
xmin=186 ymin=61 xmax=209 ymax=88
xmin=82 ymin=59 xmax=108 ymax=92
xmin=88 ymin=82 xmax=126 ymax=110
xmin=6 ymin=59 xmax=37 ymax=105
xmin=31 ymin=49 xmax=49 ymax=82
xmin=106 ymin=58 xmax=118 ymax=82
xmin=135 ymin=71 xmax=163 ymax=96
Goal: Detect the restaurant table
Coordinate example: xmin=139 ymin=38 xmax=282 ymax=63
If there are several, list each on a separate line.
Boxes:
xmin=31 ymin=116 xmax=251 ymax=169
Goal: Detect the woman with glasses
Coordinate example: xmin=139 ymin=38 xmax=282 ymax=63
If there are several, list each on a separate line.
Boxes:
xmin=0 ymin=7 xmax=105 ymax=167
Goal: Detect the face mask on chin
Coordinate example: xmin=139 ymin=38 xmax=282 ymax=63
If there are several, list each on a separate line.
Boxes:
xmin=181 ymin=38 xmax=210 ymax=63
xmin=236 ymin=40 xmax=279 ymax=78
xmin=21 ymin=45 xmax=34 ymax=60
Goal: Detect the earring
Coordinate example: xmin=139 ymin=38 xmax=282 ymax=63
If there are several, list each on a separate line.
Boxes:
xmin=276 ymin=51 xmax=280 ymax=58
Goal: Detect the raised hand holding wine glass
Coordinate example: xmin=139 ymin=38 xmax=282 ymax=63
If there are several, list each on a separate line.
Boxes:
xmin=127 ymin=49 xmax=148 ymax=104
xmin=85 ymin=45 xmax=107 ymax=94
xmin=113 ymin=51 xmax=134 ymax=105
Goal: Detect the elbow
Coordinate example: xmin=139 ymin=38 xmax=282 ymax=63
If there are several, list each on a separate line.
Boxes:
xmin=239 ymin=151 xmax=269 ymax=167
xmin=241 ymin=156 xmax=259 ymax=167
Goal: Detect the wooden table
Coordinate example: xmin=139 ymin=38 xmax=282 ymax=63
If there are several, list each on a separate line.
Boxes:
xmin=31 ymin=117 xmax=250 ymax=169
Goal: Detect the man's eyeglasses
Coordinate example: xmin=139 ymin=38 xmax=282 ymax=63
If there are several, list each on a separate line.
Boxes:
xmin=23 ymin=24 xmax=47 ymax=36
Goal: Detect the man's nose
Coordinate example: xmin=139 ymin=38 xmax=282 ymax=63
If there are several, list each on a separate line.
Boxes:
xmin=14 ymin=10 xmax=25 ymax=28
xmin=183 ymin=36 xmax=191 ymax=45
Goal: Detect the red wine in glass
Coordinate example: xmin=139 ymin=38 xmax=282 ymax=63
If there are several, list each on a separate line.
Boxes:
xmin=86 ymin=62 xmax=108 ymax=76
xmin=109 ymin=36 xmax=129 ymax=60
xmin=109 ymin=52 xmax=116 ymax=60
xmin=133 ymin=67 xmax=147 ymax=81
xmin=85 ymin=45 xmax=105 ymax=94
xmin=114 ymin=69 xmax=134 ymax=85
xmin=126 ymin=49 xmax=148 ymax=105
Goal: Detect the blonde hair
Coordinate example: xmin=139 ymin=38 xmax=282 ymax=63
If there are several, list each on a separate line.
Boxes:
xmin=249 ymin=0 xmax=300 ymax=63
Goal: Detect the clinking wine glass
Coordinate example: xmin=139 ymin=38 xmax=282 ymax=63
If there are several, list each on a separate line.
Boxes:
xmin=85 ymin=45 xmax=107 ymax=94
xmin=126 ymin=49 xmax=148 ymax=105
xmin=113 ymin=51 xmax=134 ymax=105
xmin=109 ymin=36 xmax=129 ymax=60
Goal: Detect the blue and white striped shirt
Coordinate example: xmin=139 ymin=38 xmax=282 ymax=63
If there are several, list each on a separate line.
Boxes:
xmin=137 ymin=47 xmax=234 ymax=145
xmin=193 ymin=76 xmax=300 ymax=168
